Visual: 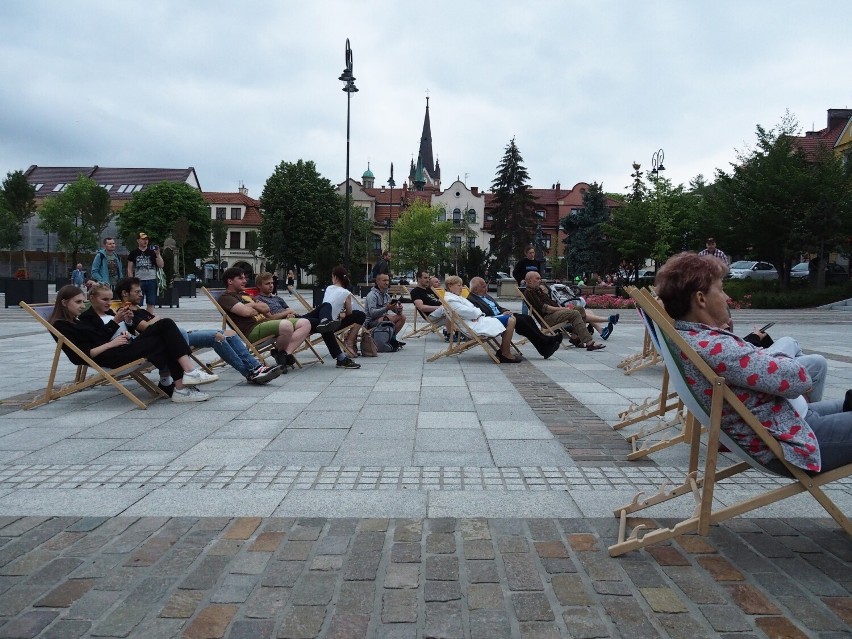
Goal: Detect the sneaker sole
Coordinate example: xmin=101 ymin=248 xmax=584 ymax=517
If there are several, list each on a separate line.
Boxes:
xmin=172 ymin=393 xmax=210 ymax=403
xmin=250 ymin=367 xmax=283 ymax=384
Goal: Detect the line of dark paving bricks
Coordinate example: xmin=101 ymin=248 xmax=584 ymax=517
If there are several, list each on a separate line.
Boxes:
xmin=502 ymin=360 xmax=656 ymax=467
xmin=1 ymin=515 xmax=849 ymax=638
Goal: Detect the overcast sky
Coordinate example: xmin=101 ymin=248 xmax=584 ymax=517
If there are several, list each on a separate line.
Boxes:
xmin=2 ymin=0 xmax=850 ymax=200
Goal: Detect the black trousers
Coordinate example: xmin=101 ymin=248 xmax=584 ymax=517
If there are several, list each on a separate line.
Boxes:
xmin=512 ymin=314 xmax=557 ymax=355
xmin=95 ymin=318 xmax=191 ymax=381
xmin=301 ymin=304 xmax=365 ymax=359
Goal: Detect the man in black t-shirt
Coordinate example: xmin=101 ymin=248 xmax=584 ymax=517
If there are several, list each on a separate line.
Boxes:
xmin=126 ymin=232 xmax=164 ymax=313
xmin=409 ymin=270 xmax=444 ymax=323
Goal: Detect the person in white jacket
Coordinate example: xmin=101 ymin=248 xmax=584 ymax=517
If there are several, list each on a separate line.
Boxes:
xmin=443 ymin=275 xmax=521 ymax=363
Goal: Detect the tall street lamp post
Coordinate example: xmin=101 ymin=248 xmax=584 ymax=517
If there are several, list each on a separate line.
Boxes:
xmin=387 ymin=162 xmax=395 ymax=252
xmin=339 ymin=38 xmax=358 ymax=278
xmin=650 ymin=148 xmax=665 ymax=181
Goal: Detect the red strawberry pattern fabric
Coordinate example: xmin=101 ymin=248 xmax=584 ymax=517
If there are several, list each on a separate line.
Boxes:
xmin=674 ymin=321 xmax=820 ymax=471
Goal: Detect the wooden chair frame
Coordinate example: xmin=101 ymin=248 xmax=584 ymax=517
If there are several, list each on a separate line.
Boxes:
xmin=426 ymin=291 xmax=523 ymax=364
xmin=19 ymin=302 xmax=166 ymax=410
xmin=202 ymin=287 xmax=323 ymax=368
xmin=608 ymin=287 xmax=852 ymax=556
xmin=291 ymin=289 xmax=366 ymax=360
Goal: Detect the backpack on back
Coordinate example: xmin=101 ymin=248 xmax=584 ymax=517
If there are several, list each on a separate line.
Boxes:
xmin=371 ymin=321 xmax=396 ymax=353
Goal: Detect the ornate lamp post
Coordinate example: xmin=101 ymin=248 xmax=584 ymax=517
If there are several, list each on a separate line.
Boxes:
xmin=339 ymin=38 xmax=358 ymax=277
xmin=650 ymin=149 xmax=666 ymax=180
xmin=387 ymin=162 xmax=395 ymax=252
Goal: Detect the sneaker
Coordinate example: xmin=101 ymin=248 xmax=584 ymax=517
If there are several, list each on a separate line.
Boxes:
xmin=609 ymin=314 xmax=620 ymax=325
xmin=172 ymin=386 xmax=209 ymax=403
xmin=157 ymin=382 xmax=175 ymax=398
xmin=336 ymin=356 xmax=361 ymax=369
xmin=182 ymin=368 xmax=219 ymax=386
xmin=600 ymin=325 xmax=612 ymax=340
xmin=285 ymin=353 xmax=297 ymax=367
xmin=246 ymin=365 xmax=283 ymax=385
xmin=315 ymin=318 xmax=342 ymax=334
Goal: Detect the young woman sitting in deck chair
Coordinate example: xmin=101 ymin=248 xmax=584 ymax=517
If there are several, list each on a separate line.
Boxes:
xmin=50 ymin=284 xmax=218 ymax=403
xmin=654 ymin=252 xmax=852 ymax=474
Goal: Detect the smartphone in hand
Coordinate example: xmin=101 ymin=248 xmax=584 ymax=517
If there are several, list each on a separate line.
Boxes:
xmin=759 ymin=322 xmax=775 ymax=333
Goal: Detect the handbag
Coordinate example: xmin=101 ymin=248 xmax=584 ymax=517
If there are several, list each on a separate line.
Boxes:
xmin=360 ymin=332 xmax=378 ymax=357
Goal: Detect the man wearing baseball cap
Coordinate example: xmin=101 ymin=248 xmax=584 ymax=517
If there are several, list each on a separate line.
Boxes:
xmin=127 ymin=232 xmax=164 ymax=313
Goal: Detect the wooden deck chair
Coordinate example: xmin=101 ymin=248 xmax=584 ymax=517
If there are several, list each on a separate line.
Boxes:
xmin=608 ymin=287 xmax=852 ymax=556
xmin=202 ymin=287 xmax=323 ymax=368
xmin=406 ymin=286 xmax=446 ymax=339
xmin=520 ymin=287 xmax=576 ymax=342
xmin=290 ymin=289 xmax=363 ymax=361
xmin=20 ymin=302 xmax=166 ymax=410
xmin=617 ymin=325 xmax=662 ymax=374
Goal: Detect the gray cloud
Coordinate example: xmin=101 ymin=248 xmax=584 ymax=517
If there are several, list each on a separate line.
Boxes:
xmin=2 ymin=0 xmax=850 ymax=199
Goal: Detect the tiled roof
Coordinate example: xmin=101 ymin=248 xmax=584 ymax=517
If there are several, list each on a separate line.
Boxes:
xmin=203 ymin=192 xmax=263 ymax=226
xmin=790 ymin=122 xmax=847 ymax=161
xmin=24 ymin=165 xmax=200 ymax=198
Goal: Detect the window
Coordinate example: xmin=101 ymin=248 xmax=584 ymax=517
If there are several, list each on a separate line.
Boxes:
xmin=542 ymin=236 xmax=552 ymax=250
xmin=450 ymin=236 xmax=463 ymax=248
xmin=486 ymin=213 xmax=493 ymax=222
xmin=372 ymin=233 xmax=382 ymax=254
xmin=230 ymin=207 xmax=241 ymax=220
xmin=215 ymin=207 xmax=226 ymax=220
xmin=52 ymin=183 xmax=66 ymax=192
xmin=133 ymin=185 xmax=144 ymax=192
xmin=467 ymin=209 xmax=476 ymax=223
xmin=452 ymin=208 xmax=462 ymax=224
xmin=468 ymin=235 xmax=476 ymax=248
xmin=98 ymin=184 xmax=113 ymax=191
xmin=535 ymin=209 xmax=546 ymax=219
xmin=229 ymin=231 xmax=241 ymax=249
xmin=32 ymin=183 xmax=44 ymax=192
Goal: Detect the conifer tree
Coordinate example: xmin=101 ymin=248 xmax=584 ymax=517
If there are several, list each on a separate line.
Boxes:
xmin=489 ymin=138 xmax=537 ymax=268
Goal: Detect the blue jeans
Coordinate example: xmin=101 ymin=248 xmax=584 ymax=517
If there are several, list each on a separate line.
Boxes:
xmin=179 ymin=328 xmax=259 ymax=378
xmin=805 ymin=399 xmax=852 ymax=472
xmin=139 ymin=278 xmax=157 ymax=307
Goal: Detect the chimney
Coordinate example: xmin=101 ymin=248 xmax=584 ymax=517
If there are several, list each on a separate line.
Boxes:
xmin=471 ymin=186 xmax=478 ymax=195
xmin=238 ymin=181 xmax=248 ymax=196
xmin=827 ymin=108 xmax=852 ymax=130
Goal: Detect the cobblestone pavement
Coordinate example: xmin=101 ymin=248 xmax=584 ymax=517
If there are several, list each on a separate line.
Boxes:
xmin=1 ymin=515 xmax=850 ymax=639
xmin=0 ymin=293 xmax=850 ymax=637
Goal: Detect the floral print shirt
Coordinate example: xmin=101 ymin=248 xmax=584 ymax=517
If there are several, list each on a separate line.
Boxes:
xmin=674 ymin=320 xmax=820 ymax=472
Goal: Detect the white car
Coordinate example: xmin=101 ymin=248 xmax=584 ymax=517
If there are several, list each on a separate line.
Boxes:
xmin=727 ymin=261 xmax=778 ymax=280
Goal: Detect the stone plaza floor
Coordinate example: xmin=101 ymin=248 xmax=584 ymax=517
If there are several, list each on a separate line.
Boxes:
xmin=0 ymin=292 xmax=850 ymax=638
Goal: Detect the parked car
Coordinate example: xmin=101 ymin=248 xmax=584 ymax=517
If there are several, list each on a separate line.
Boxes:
xmin=726 ymin=261 xmax=778 ymax=280
xmin=487 ymin=271 xmax=514 ymax=292
xmin=790 ymin=262 xmax=850 ymax=285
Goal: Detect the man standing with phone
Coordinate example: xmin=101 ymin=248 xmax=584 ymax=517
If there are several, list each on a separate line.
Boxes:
xmin=127 ymin=232 xmax=164 ymax=313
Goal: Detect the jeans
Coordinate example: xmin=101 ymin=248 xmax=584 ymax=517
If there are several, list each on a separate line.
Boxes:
xmin=179 ymin=328 xmax=259 ymax=377
xmin=805 ymin=399 xmax=852 ymax=472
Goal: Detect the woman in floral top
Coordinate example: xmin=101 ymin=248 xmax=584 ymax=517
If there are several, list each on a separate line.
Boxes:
xmin=655 ymin=252 xmax=852 ymax=474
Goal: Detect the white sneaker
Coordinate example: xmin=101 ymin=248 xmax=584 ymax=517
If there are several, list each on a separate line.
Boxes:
xmin=171 ymin=386 xmax=209 ymax=403
xmin=182 ymin=368 xmax=219 ymax=386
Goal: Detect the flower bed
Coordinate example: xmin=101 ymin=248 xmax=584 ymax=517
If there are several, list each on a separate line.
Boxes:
xmin=584 ymin=294 xmax=635 ymax=310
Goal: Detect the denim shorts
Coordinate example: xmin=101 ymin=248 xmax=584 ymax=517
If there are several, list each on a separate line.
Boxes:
xmin=139 ymin=279 xmax=157 ymax=306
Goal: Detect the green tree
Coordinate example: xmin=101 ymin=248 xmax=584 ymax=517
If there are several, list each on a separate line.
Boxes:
xmin=560 ymin=182 xmax=617 ymax=278
xmin=259 ymin=160 xmax=341 ymax=275
xmin=797 ymin=146 xmax=852 ymax=286
xmin=322 ymin=204 xmax=373 ymax=277
xmin=117 ymin=182 xmax=210 ymax=265
xmin=1 ymin=170 xmax=37 ymax=275
xmin=37 ymin=176 xmax=112 ymax=266
xmin=245 ymin=230 xmax=260 ymax=275
xmin=392 ymin=200 xmax=452 ymax=275
xmin=489 ymin=138 xmax=537 ymax=268
xmin=707 ymin=113 xmax=810 ymax=288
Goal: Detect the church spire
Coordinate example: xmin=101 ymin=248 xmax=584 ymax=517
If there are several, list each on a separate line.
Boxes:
xmin=418 ymin=95 xmax=435 ymax=180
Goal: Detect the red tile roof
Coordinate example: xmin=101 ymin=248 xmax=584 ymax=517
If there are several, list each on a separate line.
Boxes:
xmin=203 ymin=192 xmax=263 ymax=226
xmin=790 ymin=122 xmax=847 ymax=161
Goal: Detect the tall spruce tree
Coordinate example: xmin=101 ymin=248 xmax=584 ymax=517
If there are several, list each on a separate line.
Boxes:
xmin=561 ymin=183 xmax=616 ymax=279
xmin=489 ymin=138 xmax=537 ymax=268
xmin=1 ymin=171 xmax=37 ymax=275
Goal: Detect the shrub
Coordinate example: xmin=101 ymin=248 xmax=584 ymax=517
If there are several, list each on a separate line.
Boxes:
xmin=724 ymin=279 xmax=852 ymax=308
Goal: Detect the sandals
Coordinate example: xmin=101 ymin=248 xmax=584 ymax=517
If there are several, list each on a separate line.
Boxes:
xmin=586 ymin=342 xmax=606 ymax=351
